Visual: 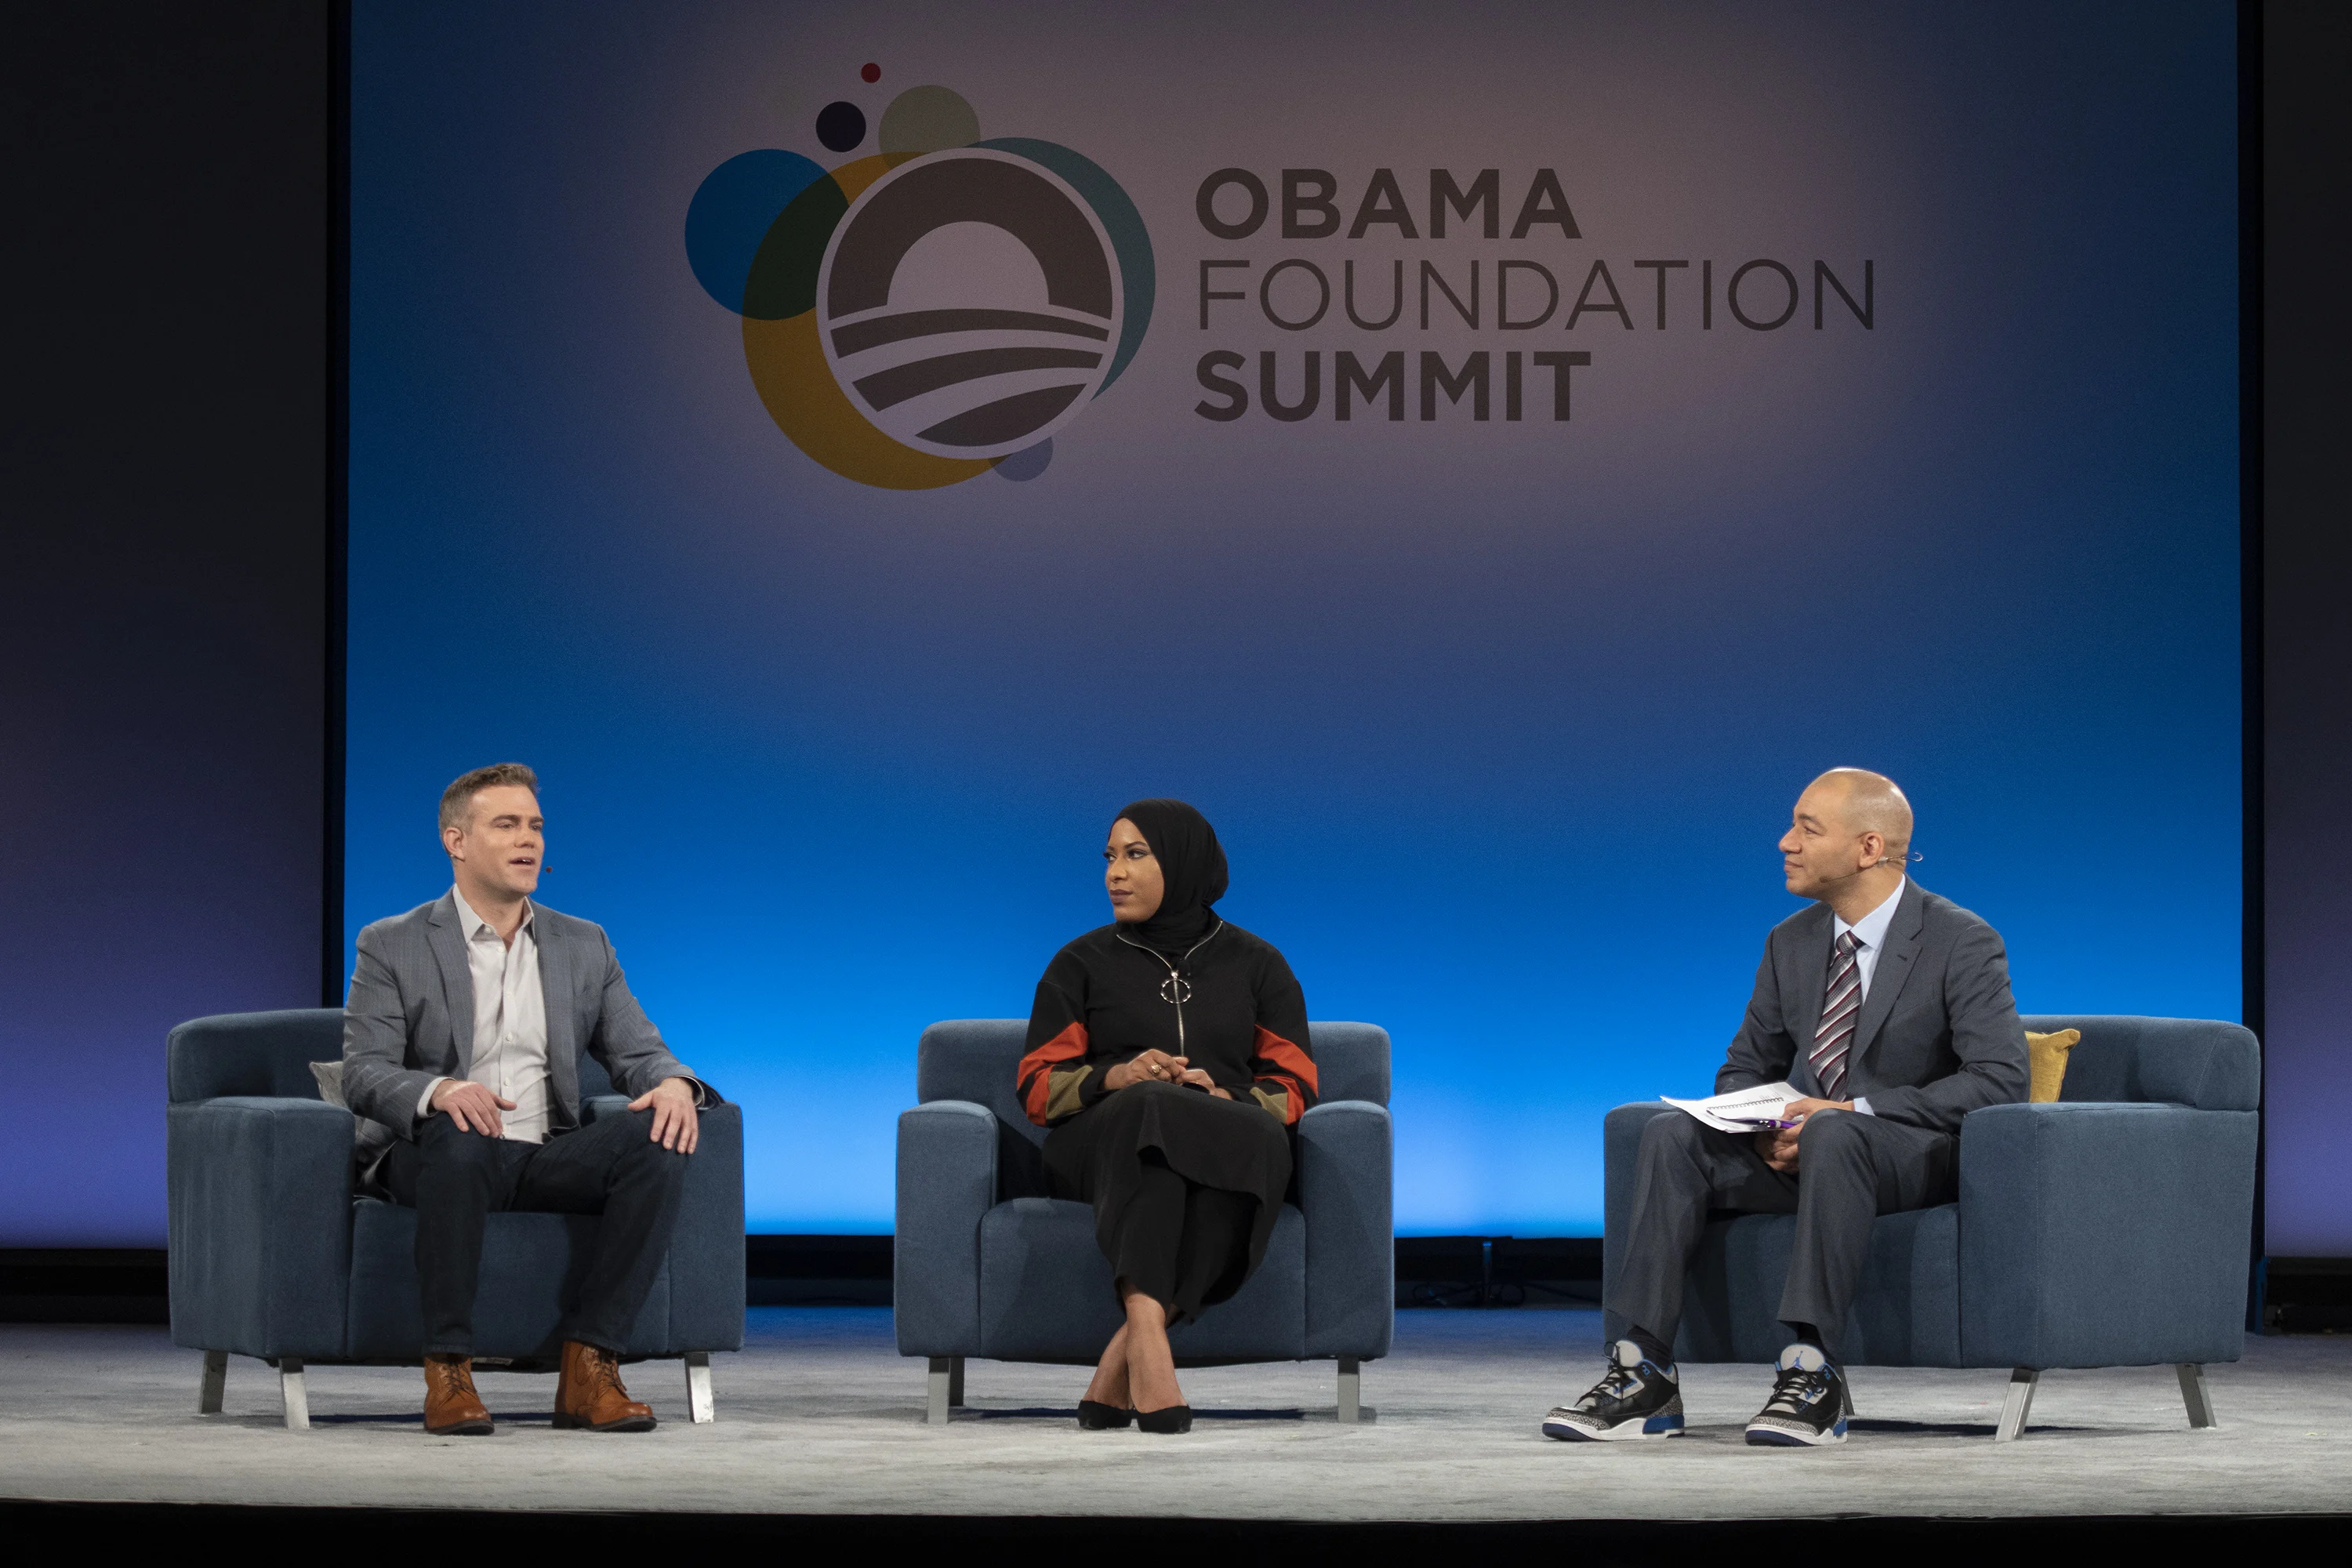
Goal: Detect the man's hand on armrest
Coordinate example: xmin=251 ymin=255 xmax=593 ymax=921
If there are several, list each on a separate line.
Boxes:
xmin=430 ymin=1079 xmax=516 ymax=1138
xmin=626 ymin=1076 xmax=699 ymax=1153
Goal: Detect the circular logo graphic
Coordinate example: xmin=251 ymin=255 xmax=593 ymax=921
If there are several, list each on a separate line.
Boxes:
xmin=818 ymin=150 xmax=1123 ymax=461
xmin=685 ymin=83 xmax=1154 ymax=491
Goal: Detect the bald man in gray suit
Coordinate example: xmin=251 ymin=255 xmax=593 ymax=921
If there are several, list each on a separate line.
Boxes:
xmin=1544 ymin=770 xmax=2027 ymax=1447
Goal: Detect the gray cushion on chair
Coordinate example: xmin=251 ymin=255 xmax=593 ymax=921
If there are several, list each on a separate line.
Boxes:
xmin=307 ymin=1060 xmax=348 ymax=1107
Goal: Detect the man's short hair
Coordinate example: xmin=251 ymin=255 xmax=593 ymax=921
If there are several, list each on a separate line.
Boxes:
xmin=439 ymin=763 xmax=540 ymax=835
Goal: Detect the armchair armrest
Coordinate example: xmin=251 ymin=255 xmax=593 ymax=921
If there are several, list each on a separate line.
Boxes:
xmin=895 ymin=1101 xmax=998 ymax=1357
xmin=662 ymin=1101 xmax=745 ymax=1351
xmin=1299 ymin=1099 xmax=1392 ymax=1358
xmin=166 ymin=1097 xmax=354 ymax=1359
xmin=1958 ymin=1102 xmax=2257 ymax=1369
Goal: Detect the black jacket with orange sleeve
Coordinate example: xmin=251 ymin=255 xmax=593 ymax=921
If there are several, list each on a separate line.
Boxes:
xmin=1016 ymin=920 xmax=1316 ymax=1127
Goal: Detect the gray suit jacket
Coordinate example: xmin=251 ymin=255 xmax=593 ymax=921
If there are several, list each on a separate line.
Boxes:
xmin=1716 ymin=880 xmax=2027 ymax=1134
xmin=342 ymin=893 xmax=702 ymax=1178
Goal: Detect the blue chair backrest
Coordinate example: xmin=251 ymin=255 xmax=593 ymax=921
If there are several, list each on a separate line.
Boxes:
xmin=169 ymin=1009 xmax=343 ymax=1102
xmin=917 ymin=1018 xmax=1392 ymax=1147
xmin=2020 ymin=1014 xmax=2258 ymax=1112
xmin=168 ymin=1007 xmax=619 ymax=1104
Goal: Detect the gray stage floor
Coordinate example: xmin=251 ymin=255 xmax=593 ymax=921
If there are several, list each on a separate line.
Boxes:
xmin=5 ymin=1308 xmax=2348 ymax=1520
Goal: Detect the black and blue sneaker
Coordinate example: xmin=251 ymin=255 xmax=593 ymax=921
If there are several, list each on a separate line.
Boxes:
xmin=1542 ymin=1340 xmax=1685 ymax=1441
xmin=1744 ymin=1343 xmax=1852 ymax=1446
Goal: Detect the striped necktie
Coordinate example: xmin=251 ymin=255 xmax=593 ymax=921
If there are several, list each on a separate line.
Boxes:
xmin=1809 ymin=931 xmax=1863 ymax=1102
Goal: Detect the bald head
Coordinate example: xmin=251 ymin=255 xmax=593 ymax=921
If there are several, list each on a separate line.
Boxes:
xmin=1809 ymin=768 xmax=1913 ymax=861
xmin=1781 ymin=768 xmax=1915 ymax=919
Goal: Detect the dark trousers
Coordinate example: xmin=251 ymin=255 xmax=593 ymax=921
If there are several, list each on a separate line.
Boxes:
xmin=1109 ymin=1150 xmax=1258 ymax=1327
xmin=1604 ymin=1109 xmax=1958 ymax=1353
xmin=383 ymin=1109 xmax=688 ymax=1356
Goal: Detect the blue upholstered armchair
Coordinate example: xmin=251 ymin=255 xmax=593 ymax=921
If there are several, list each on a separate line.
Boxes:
xmin=1602 ymin=1014 xmax=2259 ymax=1439
xmin=165 ymin=1009 xmax=745 ymax=1430
xmin=895 ymin=1019 xmax=1394 ymax=1423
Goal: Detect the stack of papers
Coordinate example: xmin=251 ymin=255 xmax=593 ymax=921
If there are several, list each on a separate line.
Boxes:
xmin=1661 ymin=1081 xmax=1800 ymax=1133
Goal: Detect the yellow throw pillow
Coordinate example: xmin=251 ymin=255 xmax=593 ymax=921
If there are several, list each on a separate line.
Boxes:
xmin=2027 ymin=1029 xmax=2081 ymax=1103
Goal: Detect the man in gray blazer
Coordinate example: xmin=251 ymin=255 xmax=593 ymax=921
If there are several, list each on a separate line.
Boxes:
xmin=343 ymin=762 xmax=715 ymax=1436
xmin=1543 ymin=769 xmax=2027 ymax=1447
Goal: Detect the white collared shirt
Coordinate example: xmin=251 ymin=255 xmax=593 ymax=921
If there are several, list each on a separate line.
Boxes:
xmin=1828 ymin=877 xmax=1905 ymax=1115
xmin=415 ymin=886 xmax=553 ymax=1143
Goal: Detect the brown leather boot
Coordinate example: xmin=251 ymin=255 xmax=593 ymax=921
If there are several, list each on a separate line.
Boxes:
xmin=554 ymin=1339 xmax=656 ymax=1432
xmin=423 ymin=1354 xmax=494 ymax=1436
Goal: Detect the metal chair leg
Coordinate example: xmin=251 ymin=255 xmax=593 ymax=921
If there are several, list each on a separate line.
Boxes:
xmin=1993 ymin=1366 xmax=2038 ymax=1441
xmin=198 ymin=1350 xmax=227 ymax=1414
xmin=684 ymin=1352 xmax=714 ymax=1424
xmin=278 ymin=1358 xmax=310 ymax=1432
xmin=2177 ymin=1363 xmax=2217 ymax=1429
xmin=1338 ymin=1357 xmax=1362 ymax=1424
xmin=926 ymin=1356 xmax=960 ymax=1425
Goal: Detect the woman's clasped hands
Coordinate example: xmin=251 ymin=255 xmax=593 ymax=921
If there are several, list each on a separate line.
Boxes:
xmin=1105 ymin=1049 xmax=1232 ymax=1100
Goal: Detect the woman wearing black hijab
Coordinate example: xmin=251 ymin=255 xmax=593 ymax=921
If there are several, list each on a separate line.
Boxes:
xmin=1016 ymin=799 xmax=1316 ymax=1434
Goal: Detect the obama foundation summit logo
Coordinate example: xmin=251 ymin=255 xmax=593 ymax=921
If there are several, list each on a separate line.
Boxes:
xmin=686 ymin=74 xmax=1154 ymax=490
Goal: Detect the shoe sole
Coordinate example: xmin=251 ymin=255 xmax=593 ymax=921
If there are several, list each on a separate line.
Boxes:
xmin=1744 ymin=1419 xmax=1848 ymax=1446
xmin=552 ymin=1414 xmax=658 ymax=1432
xmin=424 ymin=1419 xmax=494 ymax=1436
xmin=1543 ymin=1414 xmax=1685 ymax=1442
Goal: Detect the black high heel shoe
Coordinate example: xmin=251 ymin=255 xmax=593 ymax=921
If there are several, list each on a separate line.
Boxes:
xmin=1077 ymin=1399 xmax=1134 ymax=1430
xmin=1136 ymin=1404 xmax=1193 ymax=1434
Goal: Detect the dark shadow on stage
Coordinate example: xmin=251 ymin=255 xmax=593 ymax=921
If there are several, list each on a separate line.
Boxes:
xmin=9 ymin=1500 xmax=2343 ymax=1557
xmin=1846 ymin=1418 xmax=2113 ymax=1439
xmin=968 ymin=1406 xmax=1306 ymax=1421
xmin=307 ymin=1410 xmax=558 ymax=1426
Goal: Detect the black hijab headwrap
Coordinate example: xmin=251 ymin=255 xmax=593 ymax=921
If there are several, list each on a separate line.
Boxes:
xmin=1115 ymin=798 xmax=1229 ymax=953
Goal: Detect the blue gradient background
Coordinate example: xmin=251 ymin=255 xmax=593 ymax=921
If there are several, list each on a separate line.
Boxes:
xmin=347 ymin=1 xmax=2240 ymax=1234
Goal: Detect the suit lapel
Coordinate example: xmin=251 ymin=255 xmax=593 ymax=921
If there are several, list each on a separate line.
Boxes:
xmin=536 ymin=909 xmax=581 ymax=1120
xmin=1848 ymin=880 xmax=1926 ymax=1078
xmin=424 ymin=892 xmax=475 ymax=1074
xmin=1791 ymin=905 xmax=1835 ymax=1044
